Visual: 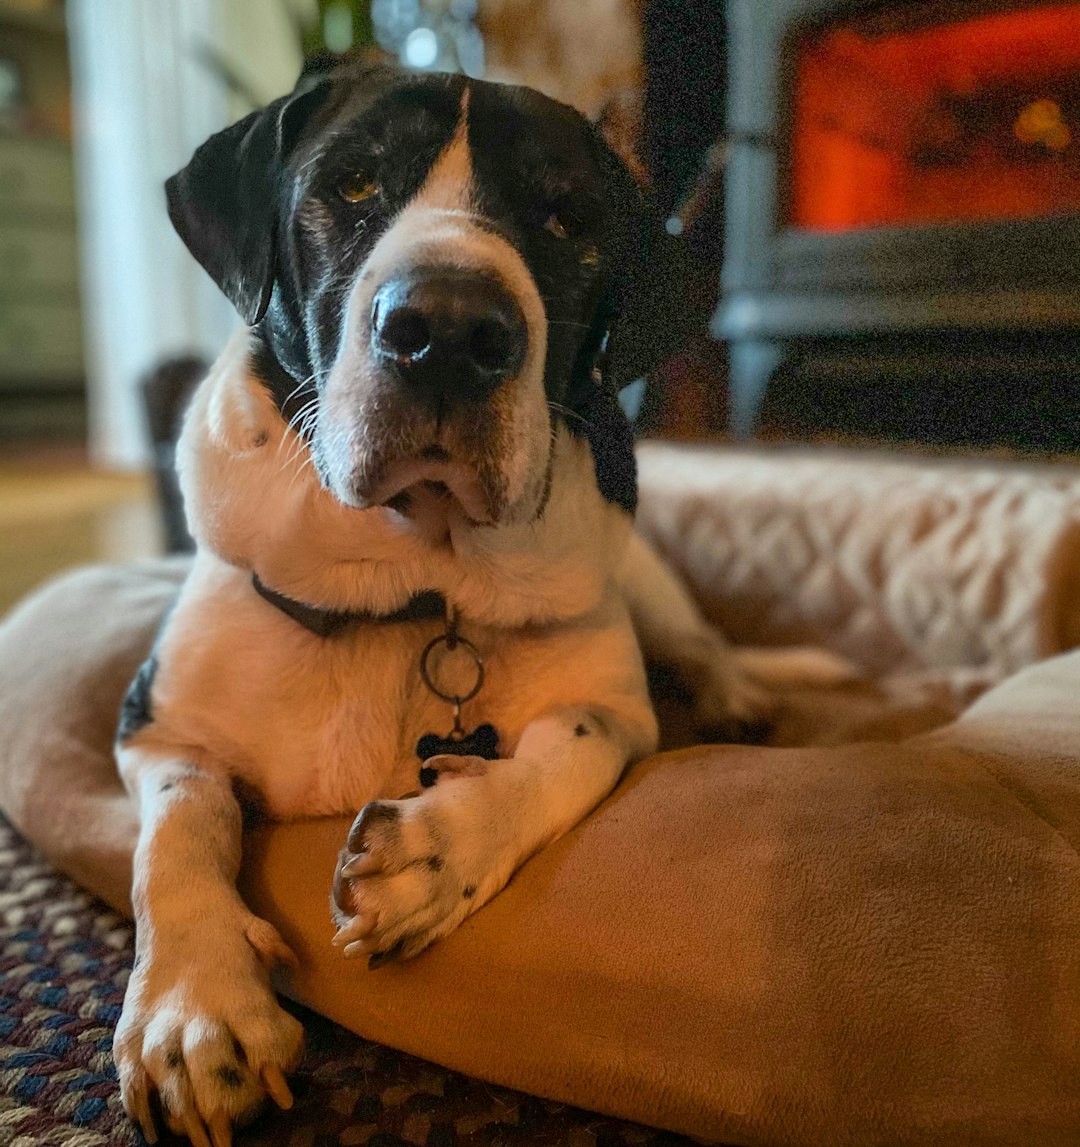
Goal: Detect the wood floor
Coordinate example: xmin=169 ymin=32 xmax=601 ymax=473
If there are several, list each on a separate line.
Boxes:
xmin=0 ymin=447 xmax=162 ymax=616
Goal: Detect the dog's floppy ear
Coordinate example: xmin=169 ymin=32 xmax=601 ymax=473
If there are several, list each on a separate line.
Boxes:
xmin=165 ymin=80 xmax=330 ymax=326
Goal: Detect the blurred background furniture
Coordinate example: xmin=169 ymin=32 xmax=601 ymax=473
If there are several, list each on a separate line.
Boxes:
xmin=0 ymin=1 xmax=84 ymax=441
xmin=7 ymin=0 xmax=1079 ymax=463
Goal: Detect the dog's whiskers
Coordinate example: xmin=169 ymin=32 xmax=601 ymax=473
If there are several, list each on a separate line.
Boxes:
xmin=283 ymin=416 xmax=322 ymax=490
xmin=280 ymin=373 xmax=319 ymax=409
xmin=287 ymin=395 xmax=321 ymax=434
xmin=273 ymin=372 xmax=326 ymax=452
xmin=277 ymin=396 xmax=323 ymax=476
xmin=279 ymin=406 xmax=320 ymax=461
xmin=547 ymin=401 xmax=592 ymax=428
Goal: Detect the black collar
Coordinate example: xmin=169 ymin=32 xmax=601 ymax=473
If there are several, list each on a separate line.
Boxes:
xmin=252 ymin=574 xmax=446 ymax=638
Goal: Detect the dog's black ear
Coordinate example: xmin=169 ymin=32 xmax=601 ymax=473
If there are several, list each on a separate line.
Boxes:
xmin=589 ymin=136 xmax=698 ymax=393
xmin=165 ymin=80 xmax=330 ymax=325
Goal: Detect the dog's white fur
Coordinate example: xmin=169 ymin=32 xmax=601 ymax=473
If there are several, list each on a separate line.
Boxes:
xmin=111 ymin=90 xmax=852 ymax=1145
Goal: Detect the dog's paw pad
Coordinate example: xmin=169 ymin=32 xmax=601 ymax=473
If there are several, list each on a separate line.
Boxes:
xmin=243 ymin=917 xmax=298 ymax=970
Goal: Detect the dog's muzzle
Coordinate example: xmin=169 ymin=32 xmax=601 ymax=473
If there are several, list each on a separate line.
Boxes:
xmin=371 ymin=267 xmax=527 ymax=404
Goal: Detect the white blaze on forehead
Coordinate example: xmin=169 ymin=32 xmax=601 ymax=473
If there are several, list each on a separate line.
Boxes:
xmin=332 ymin=77 xmax=547 ymax=375
xmin=415 ymin=85 xmax=473 ymax=212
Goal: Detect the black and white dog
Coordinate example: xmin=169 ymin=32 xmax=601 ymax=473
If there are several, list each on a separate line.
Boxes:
xmin=111 ymin=61 xmax=841 ymax=1147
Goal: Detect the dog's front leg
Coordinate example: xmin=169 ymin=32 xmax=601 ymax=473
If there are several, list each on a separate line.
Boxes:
xmin=619 ymin=530 xmax=776 ymax=736
xmin=113 ymin=748 xmax=303 ymax=1147
xmin=332 ymin=703 xmax=655 ymax=966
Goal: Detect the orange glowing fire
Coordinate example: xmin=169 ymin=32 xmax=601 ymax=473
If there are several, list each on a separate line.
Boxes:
xmin=788 ymin=2 xmax=1080 ymax=231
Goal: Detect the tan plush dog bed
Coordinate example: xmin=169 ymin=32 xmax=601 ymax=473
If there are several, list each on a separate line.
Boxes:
xmin=2 ymin=445 xmax=1079 ymax=1146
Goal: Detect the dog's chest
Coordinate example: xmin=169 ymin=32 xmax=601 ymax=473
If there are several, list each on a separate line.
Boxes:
xmin=157 ymin=610 xmax=491 ymax=818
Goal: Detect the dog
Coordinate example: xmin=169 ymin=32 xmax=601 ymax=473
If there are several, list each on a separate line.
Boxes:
xmin=110 ymin=61 xmax=847 ymax=1147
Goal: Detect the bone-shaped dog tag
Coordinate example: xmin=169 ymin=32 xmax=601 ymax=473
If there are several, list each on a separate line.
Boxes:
xmin=416 ymin=723 xmax=500 ymax=786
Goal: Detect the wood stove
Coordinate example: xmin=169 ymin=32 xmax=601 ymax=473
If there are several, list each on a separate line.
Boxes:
xmin=714 ymin=0 xmax=1080 ymax=450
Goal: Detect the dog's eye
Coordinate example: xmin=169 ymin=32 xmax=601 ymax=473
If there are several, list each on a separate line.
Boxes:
xmin=544 ymin=213 xmax=571 ymax=240
xmin=338 ymin=176 xmax=379 ymax=204
xmin=542 ymin=196 xmax=594 ymax=241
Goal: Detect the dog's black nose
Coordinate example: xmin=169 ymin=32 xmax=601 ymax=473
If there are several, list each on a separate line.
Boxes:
xmin=371 ymin=269 xmax=527 ymax=400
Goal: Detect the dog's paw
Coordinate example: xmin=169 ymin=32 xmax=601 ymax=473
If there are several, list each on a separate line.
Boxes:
xmin=683 ymin=640 xmax=861 ymax=743
xmin=114 ymin=910 xmax=303 ymax=1146
xmin=331 ymin=776 xmax=504 ymax=968
xmin=678 ymin=648 xmax=778 ymax=742
xmin=694 ymin=664 xmax=777 ymax=741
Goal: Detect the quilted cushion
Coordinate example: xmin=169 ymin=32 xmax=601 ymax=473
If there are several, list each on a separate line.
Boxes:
xmin=636 ymin=443 xmax=1080 ymax=686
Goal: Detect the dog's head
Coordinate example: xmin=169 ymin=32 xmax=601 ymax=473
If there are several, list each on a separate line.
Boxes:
xmin=167 ymin=63 xmax=678 ymax=532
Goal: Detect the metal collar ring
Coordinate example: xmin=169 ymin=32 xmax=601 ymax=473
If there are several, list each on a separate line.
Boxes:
xmin=419 ymin=632 xmax=485 ymax=705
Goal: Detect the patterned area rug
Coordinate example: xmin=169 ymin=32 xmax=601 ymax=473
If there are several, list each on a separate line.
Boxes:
xmin=0 ymin=815 xmax=694 ymax=1147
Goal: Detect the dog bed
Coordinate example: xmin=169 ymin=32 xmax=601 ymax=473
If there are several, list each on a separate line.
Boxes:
xmin=2 ymin=445 xmax=1079 ymax=1146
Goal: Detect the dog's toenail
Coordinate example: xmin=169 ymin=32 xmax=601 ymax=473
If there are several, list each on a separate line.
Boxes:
xmin=348 ymin=801 xmax=399 ymax=849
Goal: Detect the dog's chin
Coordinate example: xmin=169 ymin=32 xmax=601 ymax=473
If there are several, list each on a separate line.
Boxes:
xmin=327 ymin=455 xmax=504 ymax=542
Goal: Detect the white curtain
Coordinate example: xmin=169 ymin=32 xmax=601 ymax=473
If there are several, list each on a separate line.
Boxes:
xmin=68 ymin=0 xmax=307 ymax=468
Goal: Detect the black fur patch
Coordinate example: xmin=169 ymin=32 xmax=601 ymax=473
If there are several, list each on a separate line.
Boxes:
xmin=115 ymin=593 xmax=178 ymax=745
xmin=213 ymin=1065 xmax=244 ymax=1090
xmin=116 ymin=655 xmax=158 ymax=743
xmin=568 ymin=378 xmax=637 ymax=515
xmin=262 ymin=70 xmax=466 ymax=424
xmin=348 ymin=800 xmax=400 ymax=852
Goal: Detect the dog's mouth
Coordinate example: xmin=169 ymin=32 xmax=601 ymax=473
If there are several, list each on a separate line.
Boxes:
xmin=365 ymin=451 xmax=495 ymax=527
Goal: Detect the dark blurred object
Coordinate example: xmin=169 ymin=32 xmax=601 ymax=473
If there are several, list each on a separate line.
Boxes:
xmin=141 ymin=357 xmax=205 ymax=554
xmin=635 ymin=341 xmax=729 ymax=439
xmin=633 ymin=0 xmax=730 ymax=437
xmin=640 ymin=0 xmax=727 ymax=222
